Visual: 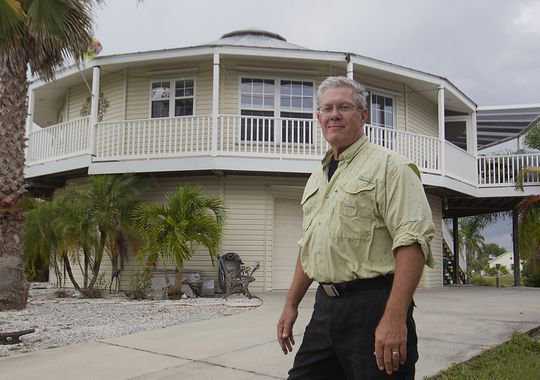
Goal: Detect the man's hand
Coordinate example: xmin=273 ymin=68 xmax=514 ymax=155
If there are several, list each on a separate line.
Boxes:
xmin=374 ymin=311 xmax=408 ymax=375
xmin=277 ymin=304 xmax=298 ymax=354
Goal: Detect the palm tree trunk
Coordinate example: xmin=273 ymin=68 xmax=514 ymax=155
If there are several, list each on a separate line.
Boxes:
xmin=63 ymin=256 xmax=81 ymax=292
xmin=88 ymin=231 xmax=107 ymax=289
xmin=0 ymin=54 xmax=29 ymax=310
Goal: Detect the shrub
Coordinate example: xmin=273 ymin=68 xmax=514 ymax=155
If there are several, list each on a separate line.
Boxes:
xmin=524 ymin=272 xmax=540 ymax=287
xmin=471 ymin=275 xmax=491 ymax=286
xmin=128 ymin=269 xmax=152 ymax=300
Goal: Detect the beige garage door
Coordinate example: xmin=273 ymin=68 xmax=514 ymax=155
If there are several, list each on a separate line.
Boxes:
xmin=273 ymin=198 xmax=314 ymax=290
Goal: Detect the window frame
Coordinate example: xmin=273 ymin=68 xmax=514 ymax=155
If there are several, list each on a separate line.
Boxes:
xmin=366 ymin=89 xmax=397 ymax=130
xmin=238 ymin=75 xmax=316 ymax=144
xmin=149 ymin=78 xmax=196 ymax=119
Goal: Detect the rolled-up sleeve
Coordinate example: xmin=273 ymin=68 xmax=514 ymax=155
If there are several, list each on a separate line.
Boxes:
xmin=383 ymin=161 xmax=435 ymax=267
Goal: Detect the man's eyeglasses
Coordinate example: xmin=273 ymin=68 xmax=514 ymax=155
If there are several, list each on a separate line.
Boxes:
xmin=318 ymin=103 xmax=361 ymax=114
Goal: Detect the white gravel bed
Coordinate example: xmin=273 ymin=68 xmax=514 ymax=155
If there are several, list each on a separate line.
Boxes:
xmin=0 ymin=283 xmax=262 ymax=358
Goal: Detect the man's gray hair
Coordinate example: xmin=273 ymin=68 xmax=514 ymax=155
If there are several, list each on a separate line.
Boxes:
xmin=317 ymin=76 xmax=368 ymax=111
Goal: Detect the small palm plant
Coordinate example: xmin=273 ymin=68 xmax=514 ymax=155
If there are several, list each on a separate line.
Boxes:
xmin=23 ymin=175 xmax=141 ymax=293
xmin=134 ymin=186 xmax=225 ymax=286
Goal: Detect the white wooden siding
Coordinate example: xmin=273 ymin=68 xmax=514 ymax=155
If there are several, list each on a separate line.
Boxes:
xmin=407 ymin=90 xmax=438 ymax=137
xmin=67 ymin=82 xmax=87 ymax=121
xmin=421 ymin=194 xmax=443 ymax=288
xmin=53 ymin=175 xmax=443 ymax=292
xmin=100 ymin=72 xmax=124 ymax=122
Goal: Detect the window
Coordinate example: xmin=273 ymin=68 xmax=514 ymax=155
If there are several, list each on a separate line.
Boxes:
xmin=150 ymin=79 xmax=194 ymax=118
xmin=280 ymin=80 xmax=314 ymax=144
xmin=367 ymin=92 xmax=394 ymax=129
xmin=239 ymin=78 xmax=314 ymax=143
xmin=240 ymin=78 xmax=275 ymax=142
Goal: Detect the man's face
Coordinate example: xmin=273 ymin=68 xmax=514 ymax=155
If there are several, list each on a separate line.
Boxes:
xmin=316 ymin=87 xmax=368 ymax=155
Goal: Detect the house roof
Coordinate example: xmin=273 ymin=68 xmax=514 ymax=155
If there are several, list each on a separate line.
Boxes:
xmin=207 ymin=29 xmax=308 ymax=50
xmin=31 ymin=29 xmax=476 ymax=109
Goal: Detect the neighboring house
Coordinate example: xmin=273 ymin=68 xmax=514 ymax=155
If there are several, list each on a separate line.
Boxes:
xmin=488 ymin=252 xmax=523 ymax=273
xmin=479 ymin=113 xmax=540 ymax=155
xmin=24 ymin=30 xmax=540 ymax=291
xmin=477 ymin=104 xmax=540 ymax=149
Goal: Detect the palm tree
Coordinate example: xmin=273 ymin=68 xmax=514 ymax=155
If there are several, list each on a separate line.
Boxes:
xmin=515 ymin=122 xmax=540 ymax=283
xmin=23 ymin=175 xmax=141 ymax=293
xmin=0 ymin=0 xmax=97 ymax=309
xmin=458 ymin=216 xmax=489 ymax=281
xmin=134 ymin=186 xmax=225 ymax=287
xmin=23 ymin=198 xmax=64 ymax=286
xmin=58 ymin=174 xmax=142 ymax=291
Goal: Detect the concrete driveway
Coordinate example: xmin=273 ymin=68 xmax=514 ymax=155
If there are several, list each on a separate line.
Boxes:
xmin=1 ymin=287 xmax=539 ymax=380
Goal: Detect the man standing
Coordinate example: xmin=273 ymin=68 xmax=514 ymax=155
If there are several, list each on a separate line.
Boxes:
xmin=277 ymin=77 xmax=434 ymax=379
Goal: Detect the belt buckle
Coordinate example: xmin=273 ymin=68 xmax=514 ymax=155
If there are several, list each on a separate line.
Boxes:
xmin=321 ymin=283 xmax=340 ymax=297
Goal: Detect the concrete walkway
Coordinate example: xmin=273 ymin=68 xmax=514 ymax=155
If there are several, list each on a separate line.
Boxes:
xmin=1 ymin=287 xmax=539 ymax=380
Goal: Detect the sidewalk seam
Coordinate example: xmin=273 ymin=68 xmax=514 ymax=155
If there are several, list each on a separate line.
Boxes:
xmin=98 ymin=341 xmax=285 ymax=380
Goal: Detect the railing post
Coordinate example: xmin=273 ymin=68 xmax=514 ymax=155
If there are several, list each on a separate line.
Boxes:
xmin=438 ymin=85 xmax=445 ymax=175
xmin=211 ymin=50 xmax=220 ymax=156
xmin=89 ymin=66 xmax=101 ymax=156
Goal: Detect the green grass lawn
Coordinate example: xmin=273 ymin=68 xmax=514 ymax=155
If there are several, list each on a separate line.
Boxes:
xmin=471 ymin=274 xmax=515 ymax=287
xmin=425 ymin=333 xmax=540 ymax=380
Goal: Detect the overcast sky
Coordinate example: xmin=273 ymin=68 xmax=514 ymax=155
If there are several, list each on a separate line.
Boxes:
xmin=93 ymin=0 xmax=537 ymax=251
xmin=94 ymin=0 xmax=540 ymax=107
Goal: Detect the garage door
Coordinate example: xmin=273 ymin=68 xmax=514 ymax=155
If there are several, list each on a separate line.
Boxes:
xmin=272 ymin=198 xmax=318 ymax=290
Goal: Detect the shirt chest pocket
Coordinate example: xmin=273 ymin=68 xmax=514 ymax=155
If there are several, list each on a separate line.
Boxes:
xmin=301 ymin=186 xmax=319 ymax=231
xmin=339 ymin=181 xmax=376 ymax=218
xmin=336 ymin=181 xmax=376 ymax=239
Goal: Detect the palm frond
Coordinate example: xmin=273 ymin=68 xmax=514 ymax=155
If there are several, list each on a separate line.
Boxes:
xmin=515 ymin=167 xmax=540 ymax=191
xmin=134 ymin=185 xmax=225 ymax=270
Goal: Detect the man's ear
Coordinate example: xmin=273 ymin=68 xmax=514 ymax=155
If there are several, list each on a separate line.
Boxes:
xmin=361 ymin=109 xmax=369 ymax=123
xmin=316 ymin=111 xmax=322 ymax=123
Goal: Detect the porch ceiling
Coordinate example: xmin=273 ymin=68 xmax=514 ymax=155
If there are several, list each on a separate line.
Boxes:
xmin=427 ymin=186 xmax=524 ymax=218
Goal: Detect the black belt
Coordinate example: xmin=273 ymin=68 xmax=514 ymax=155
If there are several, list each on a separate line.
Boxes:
xmin=319 ymin=274 xmax=394 ymax=297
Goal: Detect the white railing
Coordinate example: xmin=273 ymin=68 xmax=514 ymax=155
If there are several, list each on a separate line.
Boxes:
xmin=25 ymin=114 xmax=540 ymax=190
xmin=26 ymin=117 xmax=90 ymax=164
xmin=444 ymin=141 xmax=478 ymax=185
xmin=365 ymin=124 xmax=440 ymax=172
xmin=478 ymin=153 xmax=540 ymax=187
xmin=217 ymin=115 xmax=327 ymax=158
xmin=94 ymin=116 xmax=212 ymax=160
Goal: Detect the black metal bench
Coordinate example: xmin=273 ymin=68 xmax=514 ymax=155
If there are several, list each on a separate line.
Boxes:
xmin=0 ymin=329 xmax=35 ymax=345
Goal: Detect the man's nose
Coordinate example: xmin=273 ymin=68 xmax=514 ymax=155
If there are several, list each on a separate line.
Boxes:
xmin=329 ymin=108 xmax=342 ymax=120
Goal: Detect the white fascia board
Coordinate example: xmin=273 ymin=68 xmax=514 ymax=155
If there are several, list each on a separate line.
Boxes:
xmin=30 ymin=46 xmax=214 ymax=90
xmin=88 ymin=156 xmax=319 ymax=175
xmin=31 ymin=65 xmax=91 ymax=89
xmin=478 ymin=103 xmax=540 ymax=111
xmin=219 ymin=46 xmax=346 ymax=62
xmin=24 ymin=154 xmax=91 ymax=178
xmin=350 ymin=55 xmax=476 ymax=110
xmin=93 ymin=46 xmax=213 ymax=66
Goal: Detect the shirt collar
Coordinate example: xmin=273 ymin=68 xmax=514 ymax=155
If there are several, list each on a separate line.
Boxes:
xmin=322 ymin=134 xmax=369 ymax=166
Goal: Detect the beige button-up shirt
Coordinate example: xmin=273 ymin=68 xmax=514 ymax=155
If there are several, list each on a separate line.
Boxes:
xmin=299 ymin=134 xmax=435 ymax=283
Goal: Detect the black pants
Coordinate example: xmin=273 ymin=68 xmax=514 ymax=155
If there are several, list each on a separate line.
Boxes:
xmin=288 ymin=286 xmax=418 ymax=380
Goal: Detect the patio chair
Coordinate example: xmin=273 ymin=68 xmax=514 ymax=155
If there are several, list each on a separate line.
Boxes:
xmin=218 ymin=252 xmax=259 ymax=299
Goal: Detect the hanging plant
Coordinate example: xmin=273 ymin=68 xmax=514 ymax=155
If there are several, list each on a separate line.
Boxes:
xmin=80 ymin=93 xmax=109 ymax=122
